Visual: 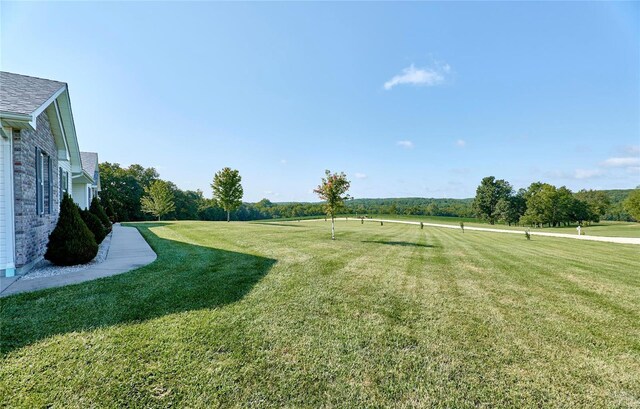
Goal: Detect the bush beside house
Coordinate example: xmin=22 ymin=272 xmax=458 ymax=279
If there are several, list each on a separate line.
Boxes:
xmin=45 ymin=194 xmax=98 ymax=266
xmin=90 ymin=197 xmax=112 ymax=232
xmin=80 ymin=208 xmax=107 ymax=244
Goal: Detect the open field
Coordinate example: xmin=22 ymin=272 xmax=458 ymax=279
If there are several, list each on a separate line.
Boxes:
xmin=343 ymin=214 xmax=640 ymax=238
xmin=1 ymin=220 xmax=639 ymax=407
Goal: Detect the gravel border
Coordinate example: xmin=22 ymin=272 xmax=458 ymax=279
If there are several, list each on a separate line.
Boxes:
xmin=21 ymin=231 xmax=113 ymax=280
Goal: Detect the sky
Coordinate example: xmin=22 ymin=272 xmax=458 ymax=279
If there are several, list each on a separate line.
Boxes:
xmin=1 ymin=1 xmax=639 ymax=202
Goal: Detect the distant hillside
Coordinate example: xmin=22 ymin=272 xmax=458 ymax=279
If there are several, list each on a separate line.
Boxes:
xmin=344 ymin=197 xmax=474 ymax=218
xmin=259 ymin=189 xmax=636 ymax=221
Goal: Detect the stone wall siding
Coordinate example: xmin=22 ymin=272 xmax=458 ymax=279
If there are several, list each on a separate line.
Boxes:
xmin=13 ymin=111 xmax=60 ymax=270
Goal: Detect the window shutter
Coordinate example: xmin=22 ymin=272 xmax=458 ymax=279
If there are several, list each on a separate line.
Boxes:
xmin=59 ymin=167 xmax=63 ymax=201
xmin=47 ymin=156 xmax=52 ymax=214
xmin=35 ymin=147 xmax=41 ymax=215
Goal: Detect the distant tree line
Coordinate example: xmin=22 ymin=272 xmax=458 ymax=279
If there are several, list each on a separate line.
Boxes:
xmin=98 ymin=162 xmax=639 ymax=223
xmin=472 ymin=176 xmax=639 ymax=227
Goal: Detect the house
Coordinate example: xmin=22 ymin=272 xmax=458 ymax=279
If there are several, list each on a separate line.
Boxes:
xmin=0 ymin=71 xmax=97 ymax=277
xmin=76 ymin=152 xmax=101 ymax=210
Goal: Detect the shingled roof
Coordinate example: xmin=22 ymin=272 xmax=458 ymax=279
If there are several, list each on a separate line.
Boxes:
xmin=0 ymin=71 xmax=66 ymax=116
xmin=80 ymin=152 xmax=98 ymax=179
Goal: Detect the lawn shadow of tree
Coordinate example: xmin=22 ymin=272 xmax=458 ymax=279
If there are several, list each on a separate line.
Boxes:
xmin=250 ymin=222 xmax=307 ymax=228
xmin=361 ymin=240 xmax=437 ymax=248
xmin=0 ymin=223 xmax=276 ymax=355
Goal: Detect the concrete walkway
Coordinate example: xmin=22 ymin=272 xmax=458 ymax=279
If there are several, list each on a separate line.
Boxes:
xmin=0 ymin=224 xmax=157 ymax=297
xmin=302 ymin=217 xmax=640 ymax=245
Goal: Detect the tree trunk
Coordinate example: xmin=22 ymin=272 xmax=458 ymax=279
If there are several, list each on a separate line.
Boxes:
xmin=331 ymin=216 xmax=335 ymax=240
xmin=227 ymin=211 xmax=230 ymax=222
xmin=158 ymin=215 xmax=161 ymax=221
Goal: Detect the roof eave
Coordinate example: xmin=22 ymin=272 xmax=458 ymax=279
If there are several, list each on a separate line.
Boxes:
xmin=55 ymin=87 xmax=83 ymax=174
xmin=72 ymin=169 xmax=94 ymax=184
xmin=0 ymin=112 xmax=35 ymax=129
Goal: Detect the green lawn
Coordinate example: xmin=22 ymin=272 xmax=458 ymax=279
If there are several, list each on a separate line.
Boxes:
xmin=2 ymin=221 xmax=639 ymax=407
xmin=348 ymin=214 xmax=640 ymax=238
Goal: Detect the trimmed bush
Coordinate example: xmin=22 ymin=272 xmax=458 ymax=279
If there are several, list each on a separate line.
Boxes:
xmin=90 ymin=197 xmax=112 ymax=232
xmin=80 ymin=208 xmax=107 ymax=244
xmin=102 ymin=197 xmax=117 ymax=223
xmin=45 ymin=193 xmax=98 ymax=266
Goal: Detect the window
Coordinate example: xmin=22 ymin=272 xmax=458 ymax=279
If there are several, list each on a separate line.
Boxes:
xmin=35 ymin=148 xmax=52 ymax=215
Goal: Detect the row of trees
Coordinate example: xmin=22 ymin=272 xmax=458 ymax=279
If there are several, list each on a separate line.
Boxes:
xmin=98 ymin=162 xmax=640 ymax=224
xmin=472 ymin=176 xmax=639 ymax=227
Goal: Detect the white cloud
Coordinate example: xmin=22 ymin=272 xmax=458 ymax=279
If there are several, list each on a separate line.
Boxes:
xmin=601 ymin=157 xmax=640 ymax=167
xmin=280 ymin=159 xmax=287 ymax=165
xmin=354 ymin=172 xmax=367 ymax=179
xmin=574 ymin=169 xmax=603 ymax=180
xmin=624 ymin=145 xmax=640 ymax=155
xmin=397 ymin=140 xmax=414 ymax=149
xmin=455 ymin=139 xmax=466 ymax=148
xmin=383 ymin=63 xmax=450 ymax=90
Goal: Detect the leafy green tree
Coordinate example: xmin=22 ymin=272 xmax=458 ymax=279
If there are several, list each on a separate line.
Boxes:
xmin=520 ymin=182 xmax=552 ymax=227
xmin=211 ymin=167 xmax=244 ymax=222
xmin=555 ymin=186 xmax=575 ymax=226
xmin=574 ymin=189 xmax=610 ymax=224
xmin=623 ymin=189 xmax=640 ymax=221
xmin=314 ymin=170 xmax=352 ymax=240
xmin=165 ymin=183 xmax=204 ymax=220
xmin=99 ymin=162 xmax=158 ymax=221
xmin=473 ymin=176 xmax=513 ymax=224
xmin=495 ymin=190 xmax=526 ymax=226
xmin=521 ymin=183 xmax=577 ymax=227
xmin=141 ymin=180 xmax=176 ymax=221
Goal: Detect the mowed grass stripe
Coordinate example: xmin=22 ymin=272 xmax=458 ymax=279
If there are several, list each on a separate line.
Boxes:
xmin=1 ymin=220 xmax=638 ymax=408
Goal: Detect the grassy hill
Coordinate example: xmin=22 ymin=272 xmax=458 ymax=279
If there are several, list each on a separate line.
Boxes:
xmin=2 ymin=221 xmax=638 ymax=407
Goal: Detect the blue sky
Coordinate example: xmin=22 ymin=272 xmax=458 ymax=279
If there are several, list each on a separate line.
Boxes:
xmin=2 ymin=1 xmax=638 ymax=201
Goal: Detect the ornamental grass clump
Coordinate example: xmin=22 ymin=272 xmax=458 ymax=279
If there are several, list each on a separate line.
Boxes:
xmin=45 ymin=193 xmax=98 ymax=266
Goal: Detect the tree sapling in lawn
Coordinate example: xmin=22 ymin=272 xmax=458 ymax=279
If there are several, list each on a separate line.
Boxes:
xmin=314 ymin=170 xmax=351 ymax=240
xmin=211 ymin=167 xmax=244 ymax=222
xmin=141 ymin=180 xmax=176 ymax=221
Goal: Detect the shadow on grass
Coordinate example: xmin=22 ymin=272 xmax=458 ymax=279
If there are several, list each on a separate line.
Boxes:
xmin=251 ymin=222 xmax=307 ymax=228
xmin=361 ymin=240 xmax=437 ymax=248
xmin=0 ymin=223 xmax=275 ymax=355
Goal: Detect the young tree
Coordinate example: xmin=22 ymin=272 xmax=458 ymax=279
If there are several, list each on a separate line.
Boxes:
xmin=211 ymin=167 xmax=244 ymax=222
xmin=141 ymin=180 xmax=176 ymax=221
xmin=472 ymin=176 xmax=512 ymax=224
xmin=314 ymin=170 xmax=351 ymax=240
